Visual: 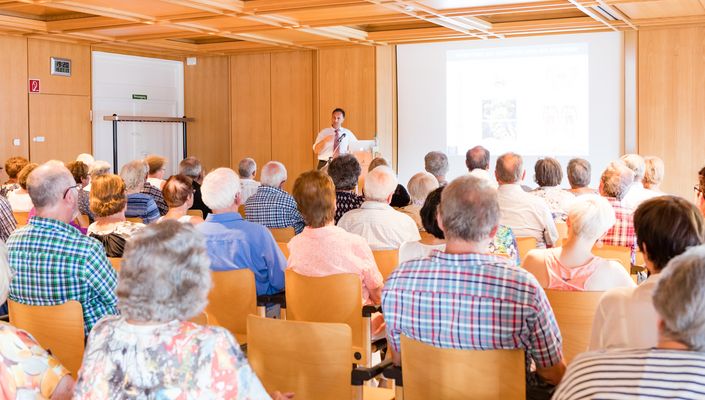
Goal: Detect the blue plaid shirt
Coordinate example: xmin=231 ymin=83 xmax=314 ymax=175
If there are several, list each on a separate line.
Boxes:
xmin=244 ymin=186 xmax=305 ymax=234
xmin=7 ymin=217 xmax=118 ymax=335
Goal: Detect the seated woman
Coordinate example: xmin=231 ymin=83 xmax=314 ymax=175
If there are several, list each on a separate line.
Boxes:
xmin=399 ymin=185 xmax=520 ymax=265
xmin=66 ymin=160 xmax=92 ymax=221
xmin=531 ymin=157 xmax=575 ymax=221
xmin=0 ymin=242 xmax=74 ymax=399
xmin=522 ymin=194 xmax=635 ymax=291
xmin=398 ymin=172 xmax=438 ymax=231
xmin=643 ymin=156 xmax=665 ymax=196
xmin=7 ymin=163 xmax=38 ymax=212
xmin=1 ymin=156 xmax=28 ymax=197
xmin=327 ymin=154 xmax=364 ymax=224
xmin=120 ymin=160 xmax=160 ymax=224
xmin=145 ymin=154 xmax=167 ymax=190
xmin=87 ymin=174 xmax=144 ymax=257
xmin=158 ymin=175 xmax=204 ymax=225
xmin=74 ymin=221 xmax=290 ymax=399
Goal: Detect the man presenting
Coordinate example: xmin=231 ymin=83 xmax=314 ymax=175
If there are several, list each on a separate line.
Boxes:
xmin=313 ymin=108 xmax=358 ymax=170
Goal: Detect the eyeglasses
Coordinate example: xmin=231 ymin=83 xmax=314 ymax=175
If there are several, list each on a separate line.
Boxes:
xmin=63 ymin=184 xmax=80 ymax=198
xmin=695 ymin=185 xmax=704 ymax=195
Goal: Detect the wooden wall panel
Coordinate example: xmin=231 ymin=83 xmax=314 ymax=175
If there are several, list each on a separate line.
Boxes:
xmin=271 ymin=51 xmax=314 ymax=192
xmin=29 ymin=94 xmax=91 ymax=163
xmin=27 ymin=39 xmax=90 ymax=96
xmin=318 ymin=46 xmax=376 ymax=140
xmin=231 ymin=53 xmax=272 ymax=174
xmin=638 ymin=26 xmax=705 ymax=199
xmin=0 ymin=36 xmax=29 ymax=182
xmin=185 ymin=56 xmax=231 ymax=172
xmin=375 ymin=45 xmax=396 ymax=168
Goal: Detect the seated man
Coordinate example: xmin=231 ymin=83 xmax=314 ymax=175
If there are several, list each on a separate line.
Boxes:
xmin=466 ymin=145 xmax=498 ymax=188
xmin=245 ymin=161 xmax=304 ymax=234
xmin=495 ymin=152 xmax=558 ymax=248
xmin=383 ymin=176 xmax=565 ymax=399
xmin=599 ymin=160 xmax=637 ymax=260
xmin=338 ymin=166 xmax=420 ymax=250
xmin=0 ymin=195 xmax=16 ymax=243
xmin=556 ymin=245 xmax=705 ymax=399
xmin=179 ymin=156 xmax=211 ymax=218
xmin=197 ymin=167 xmax=285 ymax=295
xmin=7 ymin=161 xmax=118 ymax=335
xmin=424 ymin=151 xmax=449 ymax=186
xmin=120 ymin=160 xmax=160 ymax=224
xmin=238 ymin=157 xmax=261 ymax=203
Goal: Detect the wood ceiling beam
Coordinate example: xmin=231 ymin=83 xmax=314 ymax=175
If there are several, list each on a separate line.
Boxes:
xmin=0 ymin=12 xmax=45 ymax=30
xmin=46 ymin=16 xmax=141 ymax=32
xmin=566 ymin=0 xmax=619 ymax=31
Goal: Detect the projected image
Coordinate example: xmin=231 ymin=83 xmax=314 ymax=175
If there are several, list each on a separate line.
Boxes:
xmin=482 ymin=99 xmax=517 ymax=140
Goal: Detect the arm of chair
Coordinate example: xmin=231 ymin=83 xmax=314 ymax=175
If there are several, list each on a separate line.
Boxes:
xmin=351 ymin=359 xmax=394 ymax=386
xmin=382 ymin=364 xmax=403 ymax=387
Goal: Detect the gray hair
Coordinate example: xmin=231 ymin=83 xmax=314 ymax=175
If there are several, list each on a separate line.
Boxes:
xmin=466 ymin=146 xmax=490 ymax=171
xmin=653 ymin=245 xmax=705 ymax=351
xmin=120 ymin=160 xmax=148 ymax=192
xmin=89 ymin=160 xmax=112 ymax=178
xmin=424 ymin=151 xmax=449 ymax=178
xmin=495 ymin=152 xmax=523 ymax=184
xmin=202 ymin=168 xmax=240 ymax=210
xmin=76 ymin=153 xmax=95 ymax=168
xmin=261 ymin=161 xmax=287 ymax=188
xmin=567 ymin=158 xmax=591 ymax=188
xmin=568 ymin=194 xmax=616 ymax=243
xmin=327 ymin=154 xmax=361 ymax=191
xmin=439 ymin=175 xmax=499 ymax=242
xmin=600 ymin=160 xmax=635 ymax=200
xmin=0 ymin=242 xmax=10 ymax=304
xmin=118 ymin=220 xmax=211 ymax=322
xmin=621 ymin=154 xmax=646 ymax=180
xmin=644 ymin=156 xmax=665 ymax=186
xmin=407 ymin=172 xmax=439 ymax=206
xmin=179 ymin=157 xmax=203 ymax=180
xmin=27 ymin=161 xmax=76 ymax=209
xmin=238 ymin=158 xmax=257 ymax=179
xmin=364 ymin=166 xmax=398 ymax=202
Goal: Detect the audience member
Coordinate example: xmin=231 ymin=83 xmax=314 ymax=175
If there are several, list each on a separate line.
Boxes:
xmin=0 ymin=195 xmax=15 ymax=243
xmin=83 ymin=159 xmax=111 ymax=193
xmin=495 ymin=153 xmax=558 ymax=248
xmin=145 ymin=154 xmax=168 ymax=190
xmin=7 ymin=161 xmax=118 ymax=335
xmin=598 ymin=160 xmax=637 ymax=260
xmin=87 ymin=174 xmax=144 ymax=257
xmin=424 ymin=151 xmax=449 ymax=186
xmin=120 ymin=160 xmax=160 ymax=224
xmin=398 ymin=172 xmax=438 ymax=230
xmin=1 ymin=156 xmax=28 ymax=197
xmin=367 ymin=157 xmax=411 ymax=208
xmin=73 ymin=221 xmax=283 ymax=399
xmin=179 ymin=156 xmax=211 ymax=218
xmin=198 ymin=168 xmax=285 ymax=295
xmin=383 ymin=175 xmax=565 ymax=399
xmin=7 ymin=162 xmax=37 ymax=212
xmin=141 ymin=175 xmax=168 ymax=217
xmin=589 ymin=196 xmax=705 ymax=350
xmin=76 ymin=153 xmax=95 ymax=169
xmin=556 ymin=245 xmax=705 ymax=399
xmin=466 ymin=145 xmax=497 ymax=188
xmin=531 ymin=157 xmax=575 ymax=221
xmin=566 ymin=158 xmax=597 ymax=196
xmin=245 ymin=161 xmax=305 ymax=234
xmin=327 ymin=154 xmax=364 ymax=224
xmin=643 ymin=155 xmax=665 ymax=195
xmin=697 ymin=166 xmax=705 ymax=216
xmin=238 ymin=157 xmax=261 ymax=203
xmin=622 ymin=154 xmax=658 ymax=209
xmin=0 ymin=241 xmax=74 ymax=399
xmin=523 ymin=195 xmax=634 ymax=291
xmin=66 ymin=160 xmax=92 ymax=220
xmin=158 ymin=174 xmax=204 ymax=225
xmin=338 ymin=166 xmax=420 ymax=250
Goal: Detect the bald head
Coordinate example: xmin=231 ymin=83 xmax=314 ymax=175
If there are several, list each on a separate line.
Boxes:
xmin=365 ymin=166 xmax=398 ymax=203
xmin=261 ymin=161 xmax=287 ymax=188
xmin=28 ymin=161 xmax=76 ymax=210
xmin=466 ymin=146 xmax=490 ymax=171
xmin=495 ymin=153 xmax=524 ymax=184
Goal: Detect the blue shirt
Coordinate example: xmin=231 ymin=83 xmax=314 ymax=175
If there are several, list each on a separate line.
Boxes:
xmin=197 ymin=212 xmax=286 ymax=295
xmin=126 ymin=193 xmax=160 ymax=224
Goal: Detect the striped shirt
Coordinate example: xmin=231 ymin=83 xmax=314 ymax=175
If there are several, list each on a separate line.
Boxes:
xmin=7 ymin=217 xmax=118 ymax=335
xmin=553 ymin=348 xmax=705 ymax=399
xmin=382 ymin=251 xmax=563 ymax=372
xmin=0 ymin=195 xmax=17 ymax=242
xmin=245 ymin=186 xmax=305 ymax=234
xmin=126 ymin=193 xmax=160 ymax=224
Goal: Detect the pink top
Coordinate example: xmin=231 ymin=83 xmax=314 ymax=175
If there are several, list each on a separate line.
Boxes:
xmin=544 ymin=249 xmax=603 ymax=291
xmin=287 ymin=225 xmax=383 ymax=304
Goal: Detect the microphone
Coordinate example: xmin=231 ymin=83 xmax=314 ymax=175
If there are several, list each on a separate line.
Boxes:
xmin=337 ymin=132 xmax=346 ymax=143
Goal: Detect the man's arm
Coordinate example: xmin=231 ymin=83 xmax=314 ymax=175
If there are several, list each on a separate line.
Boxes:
xmin=312 ymin=129 xmax=334 ymax=155
xmin=85 ymin=247 xmax=119 ymax=310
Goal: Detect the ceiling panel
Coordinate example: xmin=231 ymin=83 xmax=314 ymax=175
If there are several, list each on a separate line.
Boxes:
xmin=615 ymin=0 xmax=705 ymax=19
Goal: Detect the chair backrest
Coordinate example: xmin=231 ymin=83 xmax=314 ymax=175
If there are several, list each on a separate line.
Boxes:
xmin=108 ymin=257 xmax=121 ymax=272
xmin=400 ymin=335 xmax=525 ymax=400
xmin=76 ymin=214 xmax=90 ymax=228
xmin=269 ymin=227 xmax=295 ymax=242
xmin=205 ymin=269 xmax=258 ymax=344
xmin=186 ymin=209 xmax=203 ymax=218
xmin=555 ymin=221 xmax=569 ymax=244
xmin=285 ymin=270 xmax=367 ymax=364
xmin=189 ymin=310 xmax=219 ymax=326
xmin=8 ymin=300 xmax=85 ymax=377
xmin=545 ymin=289 xmax=604 ymax=364
xmin=13 ymin=211 xmax=29 ymax=226
xmin=372 ymin=249 xmax=399 ymax=281
xmin=592 ymin=244 xmax=631 ymax=273
xmin=419 ymin=231 xmax=435 ymax=241
xmin=238 ymin=204 xmax=246 ymax=218
xmin=516 ymin=237 xmax=538 ymax=263
xmin=278 ymin=242 xmax=289 ymax=259
xmin=248 ymin=315 xmax=353 ymax=399
xmin=126 ymin=217 xmax=143 ymax=224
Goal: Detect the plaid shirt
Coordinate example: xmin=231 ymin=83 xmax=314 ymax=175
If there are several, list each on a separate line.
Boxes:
xmin=244 ymin=186 xmax=305 ymax=234
xmin=142 ymin=182 xmax=168 ymax=216
xmin=0 ymin=195 xmax=16 ymax=242
xmin=7 ymin=217 xmax=118 ymax=335
xmin=382 ymin=251 xmax=563 ymax=372
xmin=601 ymin=197 xmax=637 ymax=263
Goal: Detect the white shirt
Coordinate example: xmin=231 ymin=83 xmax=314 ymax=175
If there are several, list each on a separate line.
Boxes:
xmin=146 ymin=177 xmax=165 ymax=190
xmin=588 ymin=273 xmax=661 ymax=351
xmin=497 ymin=184 xmax=558 ymax=248
xmin=468 ymin=168 xmax=498 ymax=188
xmin=337 ymin=201 xmax=420 ymax=250
xmin=7 ymin=190 xmax=33 ymax=212
xmin=399 ymin=241 xmax=445 ymax=264
xmin=240 ymin=179 xmax=261 ymax=203
xmin=622 ymin=182 xmax=660 ymax=210
xmin=313 ymin=127 xmax=357 ymax=161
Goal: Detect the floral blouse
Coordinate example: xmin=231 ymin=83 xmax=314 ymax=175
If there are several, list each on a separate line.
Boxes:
xmin=0 ymin=322 xmax=69 ymax=399
xmin=73 ymin=316 xmax=271 ymax=399
xmin=489 ymin=225 xmax=521 ymax=266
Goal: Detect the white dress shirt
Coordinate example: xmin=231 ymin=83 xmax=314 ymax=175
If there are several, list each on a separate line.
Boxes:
xmin=622 ymin=182 xmax=660 ymax=210
xmin=469 ymin=168 xmax=498 ymax=188
xmin=497 ymin=184 xmax=558 ymax=248
xmin=588 ymin=274 xmax=661 ymax=351
xmin=240 ymin=178 xmax=261 ymax=203
xmin=337 ymin=201 xmax=420 ymax=250
xmin=313 ymin=127 xmax=357 ymax=161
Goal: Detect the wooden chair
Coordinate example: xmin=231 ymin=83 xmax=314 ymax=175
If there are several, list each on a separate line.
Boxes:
xmin=13 ymin=211 xmax=29 ymax=226
xmin=269 ymin=226 xmax=295 ymax=242
xmin=238 ymin=204 xmax=246 ymax=218
xmin=189 ymin=310 xmax=219 ymax=326
xmin=592 ymin=244 xmax=631 ymax=274
xmin=76 ymin=214 xmax=90 ymax=228
xmin=205 ymin=269 xmax=263 ymax=344
xmin=126 ymin=217 xmax=143 ymax=224
xmin=400 ymin=335 xmax=525 ymax=400
xmin=516 ymin=237 xmax=538 ymax=263
xmin=545 ymin=289 xmax=604 ymax=364
xmin=108 ymin=257 xmax=121 ymax=272
xmin=555 ymin=221 xmax=569 ymax=244
xmin=277 ymin=242 xmax=289 ymax=259
xmin=285 ymin=270 xmax=377 ymax=366
xmin=186 ymin=209 xmax=203 ymax=218
xmin=372 ymin=249 xmax=399 ymax=281
xmin=8 ymin=300 xmax=85 ymax=377
xmin=419 ymin=231 xmax=435 ymax=241
xmin=247 ymin=315 xmax=393 ymax=400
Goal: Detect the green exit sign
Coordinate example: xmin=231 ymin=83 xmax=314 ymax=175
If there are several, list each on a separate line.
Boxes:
xmin=132 ymin=94 xmax=148 ymax=100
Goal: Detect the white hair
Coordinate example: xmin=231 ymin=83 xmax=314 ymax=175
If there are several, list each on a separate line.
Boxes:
xmin=202 ymin=168 xmax=240 ymax=210
xmin=364 ymin=166 xmax=398 ymax=202
xmin=407 ymin=172 xmax=439 ymax=206
xmin=568 ymin=194 xmax=616 ymax=243
xmin=89 ymin=160 xmax=112 ymax=177
xmin=76 ymin=153 xmax=95 ymax=168
xmin=620 ymin=154 xmax=646 ymax=179
xmin=260 ymin=161 xmax=287 ymax=188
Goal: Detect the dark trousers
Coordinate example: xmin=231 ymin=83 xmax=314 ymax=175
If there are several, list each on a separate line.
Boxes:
xmin=317 ymin=159 xmax=328 ymax=170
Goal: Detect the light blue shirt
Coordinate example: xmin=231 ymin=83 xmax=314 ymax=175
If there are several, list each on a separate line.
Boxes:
xmin=197 ymin=212 xmax=286 ymax=295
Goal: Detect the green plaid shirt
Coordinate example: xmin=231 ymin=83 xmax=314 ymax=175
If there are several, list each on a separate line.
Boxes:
xmin=7 ymin=216 xmax=118 ymax=335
